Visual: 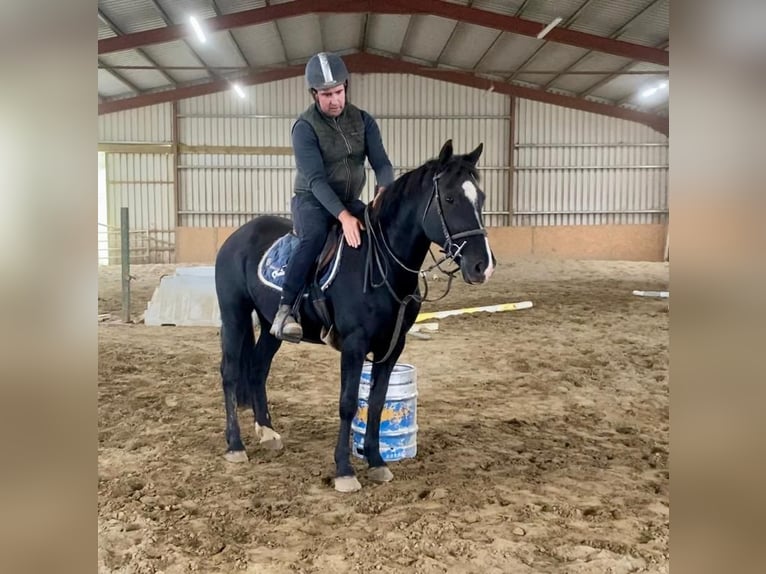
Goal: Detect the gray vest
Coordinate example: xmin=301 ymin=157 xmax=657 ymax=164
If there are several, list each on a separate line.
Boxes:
xmin=294 ymin=103 xmax=366 ymax=203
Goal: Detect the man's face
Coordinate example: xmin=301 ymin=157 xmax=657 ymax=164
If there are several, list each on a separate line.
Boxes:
xmin=315 ymin=84 xmax=346 ymax=117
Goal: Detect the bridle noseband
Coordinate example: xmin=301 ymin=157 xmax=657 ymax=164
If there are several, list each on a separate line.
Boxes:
xmin=423 ymin=171 xmax=488 ymax=264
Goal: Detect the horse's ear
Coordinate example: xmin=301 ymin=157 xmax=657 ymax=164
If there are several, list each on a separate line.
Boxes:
xmin=465 ymin=143 xmax=484 ymax=166
xmin=438 ymin=140 xmax=454 ymax=165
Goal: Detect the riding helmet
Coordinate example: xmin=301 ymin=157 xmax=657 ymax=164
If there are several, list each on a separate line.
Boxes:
xmin=305 ymin=52 xmax=349 ymax=91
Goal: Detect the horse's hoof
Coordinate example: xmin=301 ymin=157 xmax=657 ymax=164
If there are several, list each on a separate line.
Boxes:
xmin=255 ymin=423 xmax=283 ymax=450
xmin=260 ymin=436 xmax=283 ymax=450
xmin=224 ymin=450 xmax=249 ymax=463
xmin=334 ymin=476 xmax=362 ymax=493
xmin=368 ymin=466 xmax=394 ymax=483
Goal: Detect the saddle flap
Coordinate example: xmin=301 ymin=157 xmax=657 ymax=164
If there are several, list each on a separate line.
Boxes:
xmin=316 ymin=224 xmax=342 ymax=279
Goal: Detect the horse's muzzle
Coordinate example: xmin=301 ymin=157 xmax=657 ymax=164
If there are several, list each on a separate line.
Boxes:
xmin=460 ymin=251 xmax=495 ymax=284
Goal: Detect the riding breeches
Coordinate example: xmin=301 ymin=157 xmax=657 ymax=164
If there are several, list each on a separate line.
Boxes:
xmin=280 ymin=193 xmax=337 ymax=306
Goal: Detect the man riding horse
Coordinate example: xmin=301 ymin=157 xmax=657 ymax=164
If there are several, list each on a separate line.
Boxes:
xmin=271 ymin=52 xmax=395 ymax=343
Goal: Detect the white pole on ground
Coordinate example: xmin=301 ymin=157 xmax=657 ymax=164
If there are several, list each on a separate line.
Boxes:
xmin=415 ymin=301 xmax=533 ymax=322
xmin=632 ymin=290 xmax=669 ymax=298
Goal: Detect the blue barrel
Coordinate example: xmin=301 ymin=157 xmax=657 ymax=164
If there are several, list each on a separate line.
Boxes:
xmin=352 ymin=363 xmax=418 ymax=462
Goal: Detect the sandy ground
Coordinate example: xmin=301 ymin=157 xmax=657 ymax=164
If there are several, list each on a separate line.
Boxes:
xmin=98 ymin=257 xmax=669 ymax=573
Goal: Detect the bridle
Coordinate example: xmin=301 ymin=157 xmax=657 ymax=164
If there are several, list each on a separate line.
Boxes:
xmin=362 ymin=169 xmax=487 ymax=362
xmin=423 ymin=170 xmax=488 ymax=264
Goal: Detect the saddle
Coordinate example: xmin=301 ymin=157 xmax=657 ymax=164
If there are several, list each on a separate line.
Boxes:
xmin=257 ymin=202 xmax=367 ymax=350
xmin=257 ymin=225 xmax=344 ymax=293
xmin=257 ymin=225 xmax=345 ymax=350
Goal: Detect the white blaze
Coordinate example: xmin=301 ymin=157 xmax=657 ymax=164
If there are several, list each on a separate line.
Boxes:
xmin=483 ymin=237 xmax=495 ymax=280
xmin=462 ymin=180 xmax=478 ymax=207
xmin=460 ymin=180 xmax=495 ymax=281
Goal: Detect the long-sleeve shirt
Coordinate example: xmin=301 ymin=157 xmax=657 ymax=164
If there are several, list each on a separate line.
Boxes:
xmin=291 ymin=107 xmax=394 ymax=218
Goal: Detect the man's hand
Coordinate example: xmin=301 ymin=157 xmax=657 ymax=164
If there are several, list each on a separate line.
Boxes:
xmin=338 ymin=209 xmax=364 ymax=248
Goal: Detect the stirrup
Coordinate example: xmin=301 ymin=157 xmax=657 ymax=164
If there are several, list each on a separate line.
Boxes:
xmin=269 ymin=305 xmax=303 ymax=343
xmin=280 ymin=319 xmax=303 ymax=343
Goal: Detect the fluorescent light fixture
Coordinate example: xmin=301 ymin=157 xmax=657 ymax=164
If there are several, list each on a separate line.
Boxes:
xmin=641 ymin=86 xmax=659 ymax=98
xmin=232 ymin=83 xmax=246 ymax=99
xmin=640 ymin=80 xmax=669 ymax=99
xmin=537 ymin=17 xmax=563 ymax=39
xmin=189 ymin=16 xmax=206 ymax=43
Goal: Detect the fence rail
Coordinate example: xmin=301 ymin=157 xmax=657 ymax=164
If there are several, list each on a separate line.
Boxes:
xmin=98 ymin=223 xmax=174 ymax=264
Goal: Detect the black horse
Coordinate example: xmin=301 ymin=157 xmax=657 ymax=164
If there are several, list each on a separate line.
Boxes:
xmin=214 ymin=140 xmax=495 ymax=492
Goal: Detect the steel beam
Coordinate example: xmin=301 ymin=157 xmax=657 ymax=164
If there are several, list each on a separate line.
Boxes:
xmin=147 ymin=0 xmax=216 ymax=80
xmin=580 ymin=38 xmax=669 ymax=98
xmin=99 ymin=52 xmax=668 ymax=135
xmin=99 ymin=65 xmax=305 ymax=115
xmin=344 ymin=53 xmax=667 ymax=135
xmin=507 ymin=0 xmax=599 ymax=82
xmin=98 ymin=0 xmax=668 ymax=66
xmin=99 ymin=58 xmax=143 ymax=94
xmin=359 ymin=13 xmax=369 ymax=51
xmin=435 ymin=0 xmax=473 ymax=66
xmin=545 ymin=0 xmax=668 ymax=91
xmin=211 ymin=0 xmax=254 ymax=68
xmin=398 ymin=14 xmax=418 ymax=57
xmin=98 ymin=9 xmax=177 ymax=87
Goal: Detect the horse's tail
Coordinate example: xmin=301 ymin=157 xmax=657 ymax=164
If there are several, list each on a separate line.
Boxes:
xmin=219 ymin=321 xmax=257 ymax=408
xmin=235 ymin=366 xmax=254 ymax=407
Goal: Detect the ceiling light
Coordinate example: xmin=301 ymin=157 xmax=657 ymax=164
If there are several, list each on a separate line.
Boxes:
xmin=641 ymin=86 xmax=659 ymax=98
xmin=232 ymin=83 xmax=246 ymax=99
xmin=537 ymin=17 xmax=563 ymax=39
xmin=640 ymin=80 xmax=669 ymax=99
xmin=189 ymin=16 xmax=206 ymax=43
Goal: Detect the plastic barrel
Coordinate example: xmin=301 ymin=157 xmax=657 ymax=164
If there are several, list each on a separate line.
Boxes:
xmin=352 ymin=362 xmax=418 ymax=462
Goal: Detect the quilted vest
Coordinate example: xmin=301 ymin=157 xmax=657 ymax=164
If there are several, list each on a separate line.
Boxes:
xmin=294 ymin=102 xmax=367 ymax=203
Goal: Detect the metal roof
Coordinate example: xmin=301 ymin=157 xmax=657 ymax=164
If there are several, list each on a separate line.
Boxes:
xmin=97 ymin=0 xmax=670 ymax=133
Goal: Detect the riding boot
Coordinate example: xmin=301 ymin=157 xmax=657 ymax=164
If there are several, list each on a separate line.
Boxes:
xmin=270 ymin=304 xmax=303 ymax=343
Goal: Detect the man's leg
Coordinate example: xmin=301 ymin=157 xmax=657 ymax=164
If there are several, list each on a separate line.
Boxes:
xmin=271 ymin=194 xmax=334 ymax=342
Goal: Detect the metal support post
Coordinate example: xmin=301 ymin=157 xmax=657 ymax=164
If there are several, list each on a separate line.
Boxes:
xmin=120 ymin=207 xmax=131 ymax=323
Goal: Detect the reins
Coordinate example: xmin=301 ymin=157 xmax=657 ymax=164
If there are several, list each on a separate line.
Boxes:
xmin=361 ymin=171 xmax=487 ymax=363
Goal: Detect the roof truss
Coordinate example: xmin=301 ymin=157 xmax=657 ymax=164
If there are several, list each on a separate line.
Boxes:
xmin=99 ymin=52 xmax=668 ymax=135
xmin=97 ymin=0 xmax=668 ymax=66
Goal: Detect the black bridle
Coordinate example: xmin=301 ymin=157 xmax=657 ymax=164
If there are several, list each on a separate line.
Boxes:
xmin=423 ymin=171 xmax=488 ymax=264
xmin=362 ymin=170 xmax=488 ymax=362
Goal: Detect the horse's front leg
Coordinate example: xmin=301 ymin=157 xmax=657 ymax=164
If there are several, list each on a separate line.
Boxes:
xmin=334 ymin=332 xmax=368 ymax=493
xmin=363 ymin=338 xmax=407 ymax=484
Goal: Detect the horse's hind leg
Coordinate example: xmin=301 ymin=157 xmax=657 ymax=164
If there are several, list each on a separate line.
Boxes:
xmin=219 ymin=305 xmax=255 ymax=463
xmin=248 ymin=321 xmax=283 ymax=450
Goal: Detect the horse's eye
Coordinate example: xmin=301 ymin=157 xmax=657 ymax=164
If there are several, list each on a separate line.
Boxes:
xmin=445 ymin=196 xmax=454 ymax=204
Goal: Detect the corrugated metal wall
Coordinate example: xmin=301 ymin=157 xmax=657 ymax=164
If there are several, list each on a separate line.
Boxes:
xmin=98 ymin=103 xmax=172 ymax=142
xmin=99 ymin=103 xmax=175 ymax=262
xmin=355 ymin=75 xmax=511 ymax=227
xmin=513 ymin=99 xmax=668 ymax=226
xmin=177 ymin=78 xmax=302 ymax=228
xmin=106 ymin=152 xmax=175 ymax=263
xmin=174 ymin=75 xmax=511 ymax=228
xmin=97 ymin=75 xmax=669 ymax=261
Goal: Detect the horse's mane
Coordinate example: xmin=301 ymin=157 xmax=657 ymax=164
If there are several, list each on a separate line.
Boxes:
xmin=370 ymin=156 xmax=479 ymax=225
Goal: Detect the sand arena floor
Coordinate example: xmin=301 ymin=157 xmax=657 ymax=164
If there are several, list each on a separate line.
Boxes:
xmin=99 ymin=258 xmax=669 ymax=573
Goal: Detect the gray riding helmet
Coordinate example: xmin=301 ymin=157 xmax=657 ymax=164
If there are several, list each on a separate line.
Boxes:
xmin=305 ymin=52 xmax=349 ymax=91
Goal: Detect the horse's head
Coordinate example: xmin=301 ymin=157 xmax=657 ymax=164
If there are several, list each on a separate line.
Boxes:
xmin=421 ymin=140 xmax=496 ymax=284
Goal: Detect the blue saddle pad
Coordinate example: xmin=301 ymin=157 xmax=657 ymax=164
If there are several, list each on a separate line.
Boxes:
xmin=257 ymin=233 xmax=344 ymax=293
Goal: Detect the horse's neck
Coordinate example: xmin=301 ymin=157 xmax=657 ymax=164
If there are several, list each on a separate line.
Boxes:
xmin=378 ymin=204 xmax=431 ymax=277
